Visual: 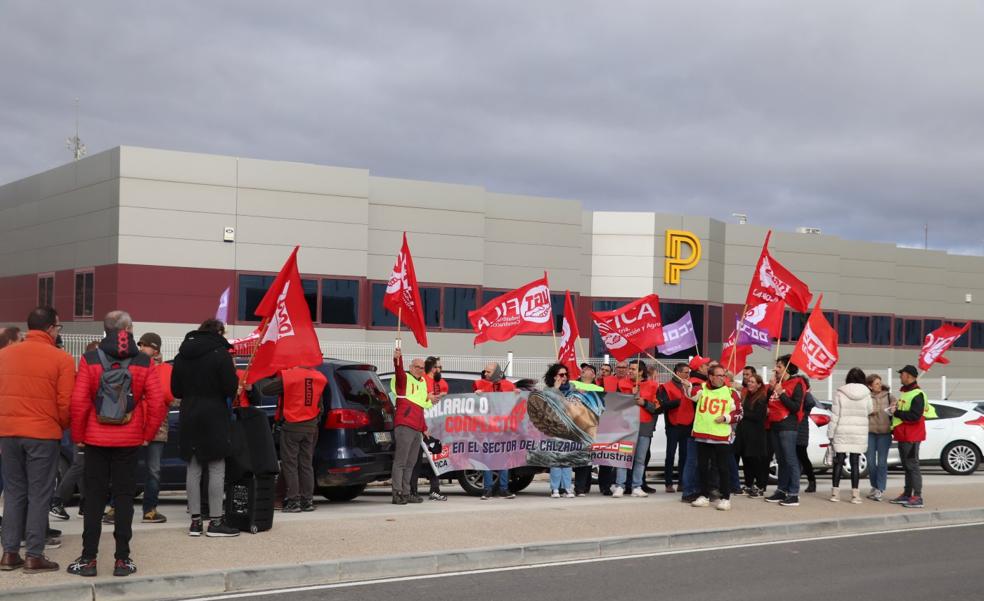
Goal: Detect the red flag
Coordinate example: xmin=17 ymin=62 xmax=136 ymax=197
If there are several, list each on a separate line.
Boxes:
xmin=720 ymin=327 xmax=753 ymax=373
xmin=919 ymin=322 xmax=970 ymax=372
xmin=382 ymin=232 xmax=428 ymax=347
xmin=558 ymin=290 xmax=580 ymax=379
xmin=246 ymin=247 xmax=323 ymax=384
xmin=468 ymin=274 xmax=553 ymax=345
xmin=790 ymin=295 xmax=838 ymax=380
xmin=744 ymin=231 xmax=813 ymax=336
xmin=590 ymin=294 xmax=664 ymax=361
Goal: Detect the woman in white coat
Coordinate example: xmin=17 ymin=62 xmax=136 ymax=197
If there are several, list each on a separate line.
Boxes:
xmin=828 ymin=368 xmax=873 ymax=503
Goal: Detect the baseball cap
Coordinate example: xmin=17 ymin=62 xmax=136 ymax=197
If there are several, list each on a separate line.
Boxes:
xmin=897 ymin=365 xmax=918 ymax=378
xmin=138 ymin=332 xmax=162 ymax=351
xmin=689 ymin=355 xmax=711 ymax=371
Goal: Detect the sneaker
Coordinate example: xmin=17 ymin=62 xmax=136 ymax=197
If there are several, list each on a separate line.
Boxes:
xmin=681 ymin=493 xmax=700 ymax=503
xmin=47 ymin=527 xmax=62 ymax=538
xmin=732 ymin=488 xmax=745 ymax=497
xmin=501 ymin=492 xmax=516 ymax=499
xmin=612 ymin=486 xmax=624 ymax=498
xmin=872 ymin=489 xmax=884 ymax=502
xmin=101 ymin=508 xmax=115 ymax=525
xmin=49 ymin=502 xmax=70 ymax=521
xmin=665 ymin=484 xmax=676 ymax=493
xmin=188 ymin=517 xmax=203 ymax=537
xmin=747 ymin=486 xmax=762 ymax=498
xmin=779 ymin=495 xmax=800 ymax=507
xmin=551 ymin=490 xmax=561 ymax=498
xmin=282 ymin=499 xmax=302 ymax=513
xmin=406 ymin=494 xmax=424 ymax=504
xmin=300 ymin=498 xmax=316 ymax=512
xmin=428 ymin=492 xmax=448 ymax=501
xmin=45 ymin=536 xmax=62 ymax=550
xmin=630 ymin=488 xmax=648 ymax=498
xmin=564 ymin=491 xmax=576 ymax=498
xmin=902 ymin=496 xmax=925 ymax=509
xmin=142 ymin=509 xmax=167 ymax=523
xmin=66 ymin=557 xmax=97 ymax=577
xmin=690 ymin=496 xmax=710 ymax=507
xmin=206 ymin=518 xmax=240 ymax=537
xmin=889 ymin=493 xmax=910 ymax=505
xmin=392 ymin=493 xmax=407 ymax=505
xmin=805 ymin=481 xmax=817 ymax=493
xmin=480 ymin=490 xmax=492 ymax=500
xmin=112 ymin=558 xmax=137 ymax=577
xmin=764 ymin=491 xmax=786 ymax=503
xmin=716 ymin=499 xmax=732 ymax=511
xmin=575 ymin=492 xmax=587 ymax=497
xmin=866 ymin=487 xmax=879 ymax=499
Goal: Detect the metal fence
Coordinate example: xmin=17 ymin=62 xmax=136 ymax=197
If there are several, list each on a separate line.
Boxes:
xmin=60 ymin=334 xmax=983 ymax=400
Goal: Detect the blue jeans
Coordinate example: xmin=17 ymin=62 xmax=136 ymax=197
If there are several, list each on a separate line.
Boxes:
xmin=616 ymin=435 xmax=651 ymax=490
xmin=483 ymin=469 xmax=509 ymax=493
xmin=664 ymin=425 xmax=690 ymax=487
xmin=549 ymin=467 xmax=572 ymax=492
xmin=866 ymin=432 xmax=892 ymax=492
xmin=142 ymin=441 xmax=165 ymax=513
xmin=681 ymin=437 xmax=700 ymax=496
xmin=775 ymin=430 xmax=800 ymax=496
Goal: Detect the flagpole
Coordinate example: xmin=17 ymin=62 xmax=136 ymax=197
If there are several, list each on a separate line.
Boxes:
xmin=236 ymin=316 xmax=270 ymax=398
xmin=396 ymin=307 xmax=402 ymax=349
xmin=576 ymin=336 xmax=588 ymax=366
xmin=551 ymin=327 xmax=559 ymax=360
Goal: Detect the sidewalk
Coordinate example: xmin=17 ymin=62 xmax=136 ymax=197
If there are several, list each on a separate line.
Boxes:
xmin=3 ymin=472 xmax=984 ymax=598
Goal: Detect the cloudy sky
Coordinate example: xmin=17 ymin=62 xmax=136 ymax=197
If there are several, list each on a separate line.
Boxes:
xmin=2 ymin=1 xmax=982 ymax=253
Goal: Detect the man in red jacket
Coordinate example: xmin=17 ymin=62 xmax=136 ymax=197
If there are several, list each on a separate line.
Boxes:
xmin=66 ymin=311 xmax=165 ymax=578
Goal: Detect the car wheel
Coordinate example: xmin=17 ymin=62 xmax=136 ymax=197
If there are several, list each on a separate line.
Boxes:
xmin=320 ymin=484 xmax=367 ymax=502
xmin=941 ymin=441 xmax=980 ymax=475
xmin=842 ymin=453 xmax=869 ymax=478
xmin=768 ymin=457 xmax=778 ymax=485
xmin=457 ymin=470 xmax=489 ymax=496
xmin=508 ymin=472 xmax=535 ymax=493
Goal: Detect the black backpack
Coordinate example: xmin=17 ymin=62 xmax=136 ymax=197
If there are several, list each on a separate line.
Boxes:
xmin=94 ymin=349 xmax=136 ymax=425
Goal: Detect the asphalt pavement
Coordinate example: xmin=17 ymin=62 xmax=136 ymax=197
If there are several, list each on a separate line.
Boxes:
xmin=190 ymin=522 xmax=984 ymax=601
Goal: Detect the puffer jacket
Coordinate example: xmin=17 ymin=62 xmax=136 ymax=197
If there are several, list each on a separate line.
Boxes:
xmin=0 ymin=330 xmax=75 ymax=439
xmin=171 ymin=329 xmax=238 ymax=462
xmin=828 ymin=383 xmax=873 ymax=454
xmin=868 ymin=389 xmax=894 ymax=434
xmin=71 ymin=329 xmax=166 ymax=447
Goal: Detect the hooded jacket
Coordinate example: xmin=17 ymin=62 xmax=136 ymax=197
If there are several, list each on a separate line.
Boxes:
xmin=70 ymin=329 xmax=166 ymax=447
xmin=829 ymin=383 xmax=873 ymax=454
xmin=0 ymin=330 xmax=75 ymax=440
xmin=171 ymin=329 xmax=239 ymax=462
xmin=868 ymin=388 xmax=894 ymax=434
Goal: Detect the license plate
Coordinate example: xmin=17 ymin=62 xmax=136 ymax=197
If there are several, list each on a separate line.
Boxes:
xmin=373 ymin=432 xmax=392 ymax=444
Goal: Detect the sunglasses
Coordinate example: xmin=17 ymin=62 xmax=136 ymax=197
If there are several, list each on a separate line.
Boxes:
xmin=558 ymin=372 xmax=569 ymax=378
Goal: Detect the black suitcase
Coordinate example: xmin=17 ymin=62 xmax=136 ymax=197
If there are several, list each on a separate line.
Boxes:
xmin=225 ymin=474 xmax=276 ymax=534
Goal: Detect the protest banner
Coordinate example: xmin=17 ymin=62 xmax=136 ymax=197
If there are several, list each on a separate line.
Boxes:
xmin=423 ymin=389 xmax=640 ymax=472
xmin=657 ymin=311 xmax=697 ymax=355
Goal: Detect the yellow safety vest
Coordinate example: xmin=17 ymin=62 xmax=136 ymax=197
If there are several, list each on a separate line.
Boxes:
xmin=892 ymin=388 xmax=936 ymax=429
xmin=692 ymin=385 xmax=735 ymax=440
xmin=390 ymin=372 xmax=432 ymax=409
xmin=571 ymin=380 xmax=605 ymax=392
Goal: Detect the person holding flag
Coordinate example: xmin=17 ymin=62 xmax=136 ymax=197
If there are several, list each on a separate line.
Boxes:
xmin=389 ymin=349 xmax=433 ymax=505
xmin=765 ymin=355 xmax=810 ymax=507
xmin=658 ymin=362 xmax=695 ymax=494
xmin=612 ymin=360 xmax=659 ymax=499
xmin=887 ymin=365 xmax=935 ymax=509
xmin=383 ymin=233 xmax=428 ymax=348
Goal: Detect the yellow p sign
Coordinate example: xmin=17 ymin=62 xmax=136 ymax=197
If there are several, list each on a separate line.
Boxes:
xmin=664 ymin=230 xmax=701 ymax=284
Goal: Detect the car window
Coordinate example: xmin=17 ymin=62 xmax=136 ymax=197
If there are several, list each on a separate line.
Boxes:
xmin=334 ymin=366 xmax=390 ymax=412
xmin=929 ymin=404 xmax=967 ymax=420
xmin=975 ymin=403 xmax=984 ymax=416
xmin=443 ymin=378 xmax=476 ymax=395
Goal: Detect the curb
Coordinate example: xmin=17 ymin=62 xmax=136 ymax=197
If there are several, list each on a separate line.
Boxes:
xmin=8 ymin=507 xmax=984 ymax=601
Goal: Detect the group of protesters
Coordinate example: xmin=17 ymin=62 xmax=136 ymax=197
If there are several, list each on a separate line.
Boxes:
xmin=0 ymin=307 xmax=245 ymax=578
xmin=389 ymin=346 xmax=931 ymax=513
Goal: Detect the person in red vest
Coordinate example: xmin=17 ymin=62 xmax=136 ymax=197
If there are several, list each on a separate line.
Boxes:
xmin=599 ymin=360 xmax=628 ymax=393
xmin=612 ymin=360 xmax=659 ymax=498
xmin=659 ymin=362 xmax=694 ymax=493
xmin=423 ymin=356 xmax=449 ymax=398
xmin=137 ymin=332 xmax=175 ymax=524
xmin=258 ymin=366 xmax=328 ymax=512
xmin=595 ymin=363 xmax=613 ymax=387
xmin=414 ymin=356 xmax=448 ymax=501
xmin=765 ymin=354 xmax=809 ymax=507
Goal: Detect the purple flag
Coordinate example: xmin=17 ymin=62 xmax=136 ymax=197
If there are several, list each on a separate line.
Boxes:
xmin=215 ymin=287 xmax=230 ymax=323
xmin=737 ymin=318 xmax=772 ymax=349
xmin=657 ymin=312 xmax=698 ymax=355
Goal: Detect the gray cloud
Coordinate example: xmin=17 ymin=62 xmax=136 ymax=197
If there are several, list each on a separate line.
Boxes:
xmin=2 ymin=1 xmax=982 ymax=252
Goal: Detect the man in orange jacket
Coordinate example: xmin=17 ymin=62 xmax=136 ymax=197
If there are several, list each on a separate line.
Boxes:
xmin=0 ymin=307 xmax=75 ymax=573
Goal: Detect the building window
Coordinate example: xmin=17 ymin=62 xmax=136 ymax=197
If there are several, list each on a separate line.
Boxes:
xmin=321 ymin=278 xmax=360 ymax=325
xmin=836 ymin=314 xmax=851 ymax=344
xmin=551 ymin=293 xmax=566 ymax=333
xmin=972 ymin=323 xmax=984 ymax=350
xmin=788 ymin=312 xmax=807 ymax=342
xmin=38 ymin=274 xmax=54 ymax=307
xmin=904 ymin=319 xmax=922 ymax=346
xmin=894 ymin=319 xmax=904 ymax=347
xmin=923 ymin=319 xmax=942 ymax=340
xmin=707 ymin=305 xmax=723 ymax=344
xmin=872 ymin=316 xmax=892 ymax=346
xmin=370 ymin=283 xmax=397 ymax=327
xmin=851 ymin=315 xmax=870 ymax=345
xmin=950 ymin=322 xmax=970 ymax=348
xmin=443 ymin=287 xmax=477 ymax=330
xmin=370 ymin=283 xmax=440 ymax=328
xmin=420 ymin=287 xmax=440 ymax=328
xmin=238 ymin=274 xmax=316 ymax=322
xmin=74 ymin=271 xmax=94 ymax=319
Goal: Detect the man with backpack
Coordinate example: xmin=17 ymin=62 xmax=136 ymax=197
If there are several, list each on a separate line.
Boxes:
xmin=66 ymin=311 xmax=166 ymax=578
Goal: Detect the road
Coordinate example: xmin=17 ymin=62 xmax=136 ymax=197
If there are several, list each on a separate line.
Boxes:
xmin=185 ymin=523 xmax=984 ymax=601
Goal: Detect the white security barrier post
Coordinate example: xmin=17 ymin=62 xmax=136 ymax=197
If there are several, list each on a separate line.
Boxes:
xmin=506 ymin=352 xmax=514 ymax=378
xmin=886 ymin=368 xmax=892 ymax=392
xmin=827 ymin=377 xmax=834 ymax=402
xmin=604 ymin=353 xmax=610 ymax=365
xmin=941 ymin=375 xmax=947 ymax=400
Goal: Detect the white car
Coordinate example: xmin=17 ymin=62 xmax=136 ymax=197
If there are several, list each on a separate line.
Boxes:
xmin=902 ymin=400 xmax=984 ymax=475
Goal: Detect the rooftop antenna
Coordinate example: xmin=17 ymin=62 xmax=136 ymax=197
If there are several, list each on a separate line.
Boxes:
xmin=66 ymin=97 xmax=86 ymax=161
xmin=731 ymin=213 xmax=748 ymax=225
